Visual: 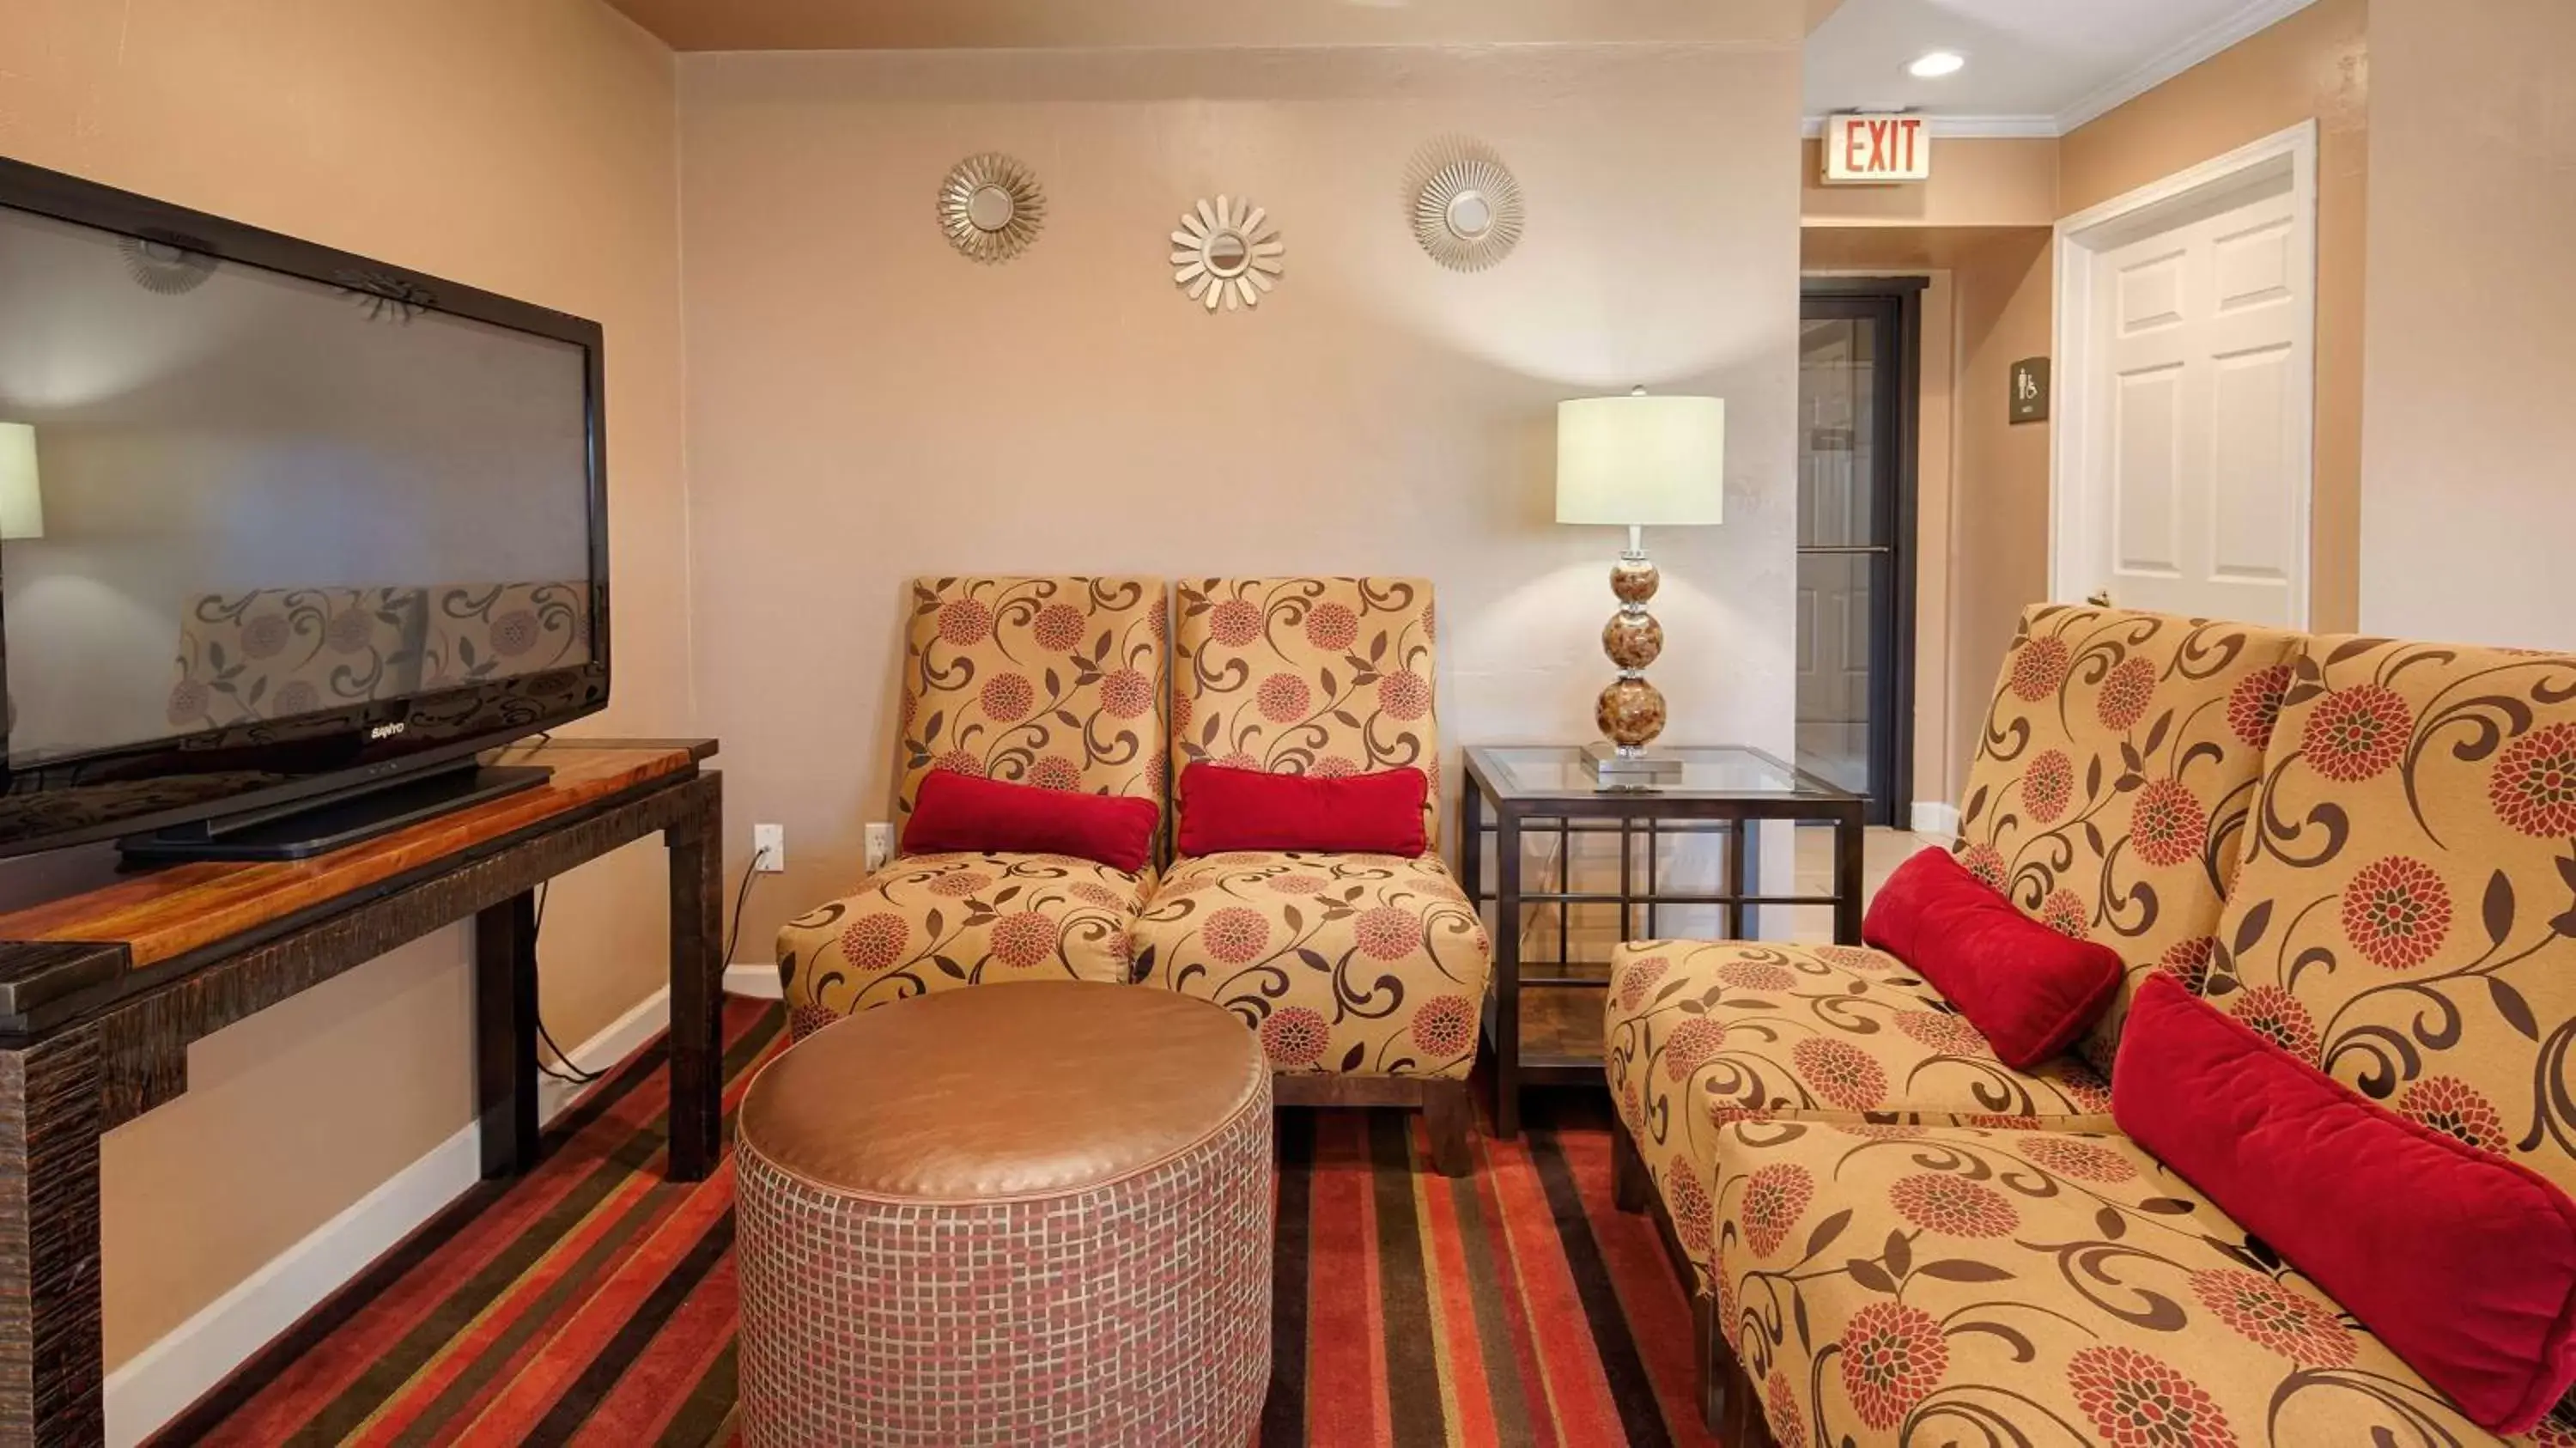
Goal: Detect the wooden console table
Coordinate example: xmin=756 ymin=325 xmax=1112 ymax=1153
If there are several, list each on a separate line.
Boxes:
xmin=0 ymin=739 xmax=722 ymax=1445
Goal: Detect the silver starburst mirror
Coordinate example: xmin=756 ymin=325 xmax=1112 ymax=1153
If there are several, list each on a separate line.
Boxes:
xmin=1406 ymin=137 xmax=1525 ymax=272
xmin=939 ymin=154 xmax=1045 ymax=264
xmin=1172 ymin=196 xmax=1285 ymax=312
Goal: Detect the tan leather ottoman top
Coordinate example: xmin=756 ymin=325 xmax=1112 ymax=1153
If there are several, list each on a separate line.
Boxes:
xmin=738 ymin=981 xmax=1266 ymax=1200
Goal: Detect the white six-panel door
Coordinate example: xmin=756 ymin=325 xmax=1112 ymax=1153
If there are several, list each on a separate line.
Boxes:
xmin=2054 ymin=125 xmax=2316 ymax=628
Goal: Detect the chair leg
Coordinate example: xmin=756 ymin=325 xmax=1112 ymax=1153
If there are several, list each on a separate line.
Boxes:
xmin=1420 ymin=1080 xmax=1475 ymax=1177
xmin=1699 ymin=1287 xmax=1777 ymax=1445
xmin=1694 ymin=1288 xmax=1728 ymax=1437
xmin=1611 ymin=1120 xmax=1651 ymax=1213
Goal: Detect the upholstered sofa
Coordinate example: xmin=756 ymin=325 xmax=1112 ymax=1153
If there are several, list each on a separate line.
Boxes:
xmin=775 ymin=575 xmax=1492 ymax=1173
xmin=1605 ymin=604 xmax=2576 ymax=1445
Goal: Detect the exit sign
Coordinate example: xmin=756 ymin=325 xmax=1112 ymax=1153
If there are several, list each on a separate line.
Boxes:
xmin=1822 ymin=113 xmax=1931 ymax=185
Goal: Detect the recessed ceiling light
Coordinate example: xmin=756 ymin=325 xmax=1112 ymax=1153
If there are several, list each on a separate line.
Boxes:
xmin=1908 ymin=50 xmax=1965 ymax=79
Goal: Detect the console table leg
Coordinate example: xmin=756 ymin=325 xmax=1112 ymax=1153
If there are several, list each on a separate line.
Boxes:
xmin=666 ymin=777 xmax=725 ymax=1182
xmin=0 ymin=1027 xmax=103 ymax=1445
xmin=474 ymin=892 xmax=540 ymax=1179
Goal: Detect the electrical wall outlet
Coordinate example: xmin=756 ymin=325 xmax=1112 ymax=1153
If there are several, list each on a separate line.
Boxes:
xmin=752 ymin=823 xmax=786 ymax=873
xmin=863 ymin=821 xmax=895 ymax=873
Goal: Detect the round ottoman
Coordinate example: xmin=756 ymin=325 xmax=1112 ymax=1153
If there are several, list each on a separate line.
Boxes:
xmin=734 ymin=981 xmax=1273 ymax=1446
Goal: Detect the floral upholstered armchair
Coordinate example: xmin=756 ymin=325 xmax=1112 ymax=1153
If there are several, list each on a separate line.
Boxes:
xmin=1132 ymin=577 xmax=1491 ymax=1176
xmin=776 ymin=576 xmax=1169 ymax=1039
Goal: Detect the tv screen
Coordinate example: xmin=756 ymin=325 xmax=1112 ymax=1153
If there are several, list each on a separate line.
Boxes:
xmin=0 ymin=158 xmax=609 ymax=856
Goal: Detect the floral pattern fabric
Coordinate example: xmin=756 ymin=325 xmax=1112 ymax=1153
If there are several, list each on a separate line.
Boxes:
xmin=777 ymin=852 xmax=1150 ymax=1037
xmin=1709 ymin=1119 xmax=2529 ymax=1447
xmin=2210 ymin=636 xmax=2576 ymax=1202
xmin=167 ymin=587 xmax=427 ymax=727
xmin=1601 ymin=939 xmax=2114 ymax=1287
xmin=419 ymin=581 xmax=591 ymax=688
xmin=1954 ymin=605 xmax=2302 ymax=1073
xmin=1170 ymin=578 xmax=1440 ymax=837
xmin=1134 ymin=851 xmax=1489 ymax=1080
xmin=894 ymin=576 xmax=1169 ymax=827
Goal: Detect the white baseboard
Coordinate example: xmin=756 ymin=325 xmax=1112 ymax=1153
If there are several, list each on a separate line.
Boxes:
xmin=532 ymin=987 xmax=671 ymax=1127
xmin=1909 ymin=801 xmax=1960 ymax=840
xmin=102 ymin=1125 xmax=478 ymax=1447
xmin=725 ymin=960 xmax=782 ymax=999
xmin=106 ymin=987 xmax=671 ymax=1448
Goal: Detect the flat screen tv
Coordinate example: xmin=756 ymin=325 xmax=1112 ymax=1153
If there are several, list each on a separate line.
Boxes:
xmin=0 ymin=157 xmax=609 ymax=861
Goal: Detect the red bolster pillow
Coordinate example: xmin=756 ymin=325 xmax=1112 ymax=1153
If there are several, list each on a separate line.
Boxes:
xmin=1176 ymin=762 xmax=1428 ymax=857
xmin=902 ymin=770 xmax=1158 ymax=874
xmin=1861 ymin=846 xmax=2123 ymax=1068
xmin=2115 ymin=973 xmax=2576 ymax=1433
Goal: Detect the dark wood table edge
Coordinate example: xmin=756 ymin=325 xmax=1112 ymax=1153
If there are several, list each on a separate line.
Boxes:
xmin=1456 ymin=746 xmax=1868 ymax=1141
xmin=0 ymin=739 xmax=719 ymax=1037
xmin=0 ymin=739 xmax=723 ymax=1445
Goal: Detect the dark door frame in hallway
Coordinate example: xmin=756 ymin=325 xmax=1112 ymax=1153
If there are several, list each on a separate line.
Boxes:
xmin=1798 ymin=277 xmax=1923 ymax=830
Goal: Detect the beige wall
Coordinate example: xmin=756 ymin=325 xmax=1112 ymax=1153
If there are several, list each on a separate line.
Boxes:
xmin=0 ymin=0 xmax=689 ymax=1371
xmin=2360 ymin=0 xmax=2576 ymax=648
xmin=679 ymin=40 xmax=1807 ymax=949
xmin=2060 ymin=0 xmax=2368 ymax=631
xmin=1947 ymin=232 xmax=2055 ymax=770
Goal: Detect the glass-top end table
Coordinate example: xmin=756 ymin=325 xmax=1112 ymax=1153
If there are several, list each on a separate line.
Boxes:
xmin=1474 ymin=744 xmax=1851 ymax=800
xmin=1458 ymin=744 xmax=1868 ymax=1138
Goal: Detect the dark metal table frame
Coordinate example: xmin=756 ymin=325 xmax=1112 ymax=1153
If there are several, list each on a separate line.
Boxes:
xmin=0 ymin=743 xmax=722 ymax=1445
xmin=1458 ymin=745 xmax=1866 ymax=1138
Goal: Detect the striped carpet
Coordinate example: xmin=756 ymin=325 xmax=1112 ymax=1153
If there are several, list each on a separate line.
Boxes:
xmin=156 ymin=998 xmax=1718 ymax=1447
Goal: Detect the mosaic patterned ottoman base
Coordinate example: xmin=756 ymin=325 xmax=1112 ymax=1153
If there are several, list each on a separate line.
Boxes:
xmin=734 ymin=981 xmax=1274 ymax=1447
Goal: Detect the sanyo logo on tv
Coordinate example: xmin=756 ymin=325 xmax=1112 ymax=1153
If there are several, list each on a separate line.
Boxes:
xmin=368 ymin=721 xmax=408 ymax=741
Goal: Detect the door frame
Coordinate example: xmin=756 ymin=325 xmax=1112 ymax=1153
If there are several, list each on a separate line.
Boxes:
xmin=1799 ymin=277 xmax=1924 ymax=830
xmin=2049 ymin=119 xmax=2318 ymax=627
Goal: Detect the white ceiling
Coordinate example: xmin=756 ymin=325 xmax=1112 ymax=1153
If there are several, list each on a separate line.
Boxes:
xmin=1804 ymin=0 xmax=2315 ymax=135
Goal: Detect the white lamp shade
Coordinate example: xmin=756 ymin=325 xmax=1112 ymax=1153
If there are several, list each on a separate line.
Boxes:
xmin=0 ymin=424 xmax=39 ymax=541
xmin=1554 ymin=393 xmax=1726 ymax=526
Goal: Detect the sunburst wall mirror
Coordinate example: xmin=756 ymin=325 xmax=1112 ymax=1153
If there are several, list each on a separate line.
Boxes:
xmin=1406 ymin=137 xmax=1525 ymax=272
xmin=939 ymin=153 xmax=1045 ymax=264
xmin=1172 ymin=195 xmax=1285 ymax=312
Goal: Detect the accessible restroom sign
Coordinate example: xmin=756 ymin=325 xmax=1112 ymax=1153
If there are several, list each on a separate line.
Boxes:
xmin=1821 ymin=113 xmax=1931 ymax=184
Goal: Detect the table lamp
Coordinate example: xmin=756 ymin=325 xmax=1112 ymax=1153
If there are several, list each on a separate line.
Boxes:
xmin=0 ymin=424 xmax=39 ymax=541
xmin=1555 ymin=389 xmax=1725 ymax=784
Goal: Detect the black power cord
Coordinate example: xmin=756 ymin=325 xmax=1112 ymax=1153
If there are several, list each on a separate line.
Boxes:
xmin=530 ymin=880 xmax=600 ymax=1085
xmin=531 ymin=852 xmax=768 ymax=1088
xmin=720 ymin=851 xmax=762 ymax=980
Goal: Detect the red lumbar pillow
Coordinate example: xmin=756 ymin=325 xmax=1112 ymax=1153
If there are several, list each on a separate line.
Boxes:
xmin=1176 ymin=761 xmax=1428 ymax=858
xmin=1861 ymin=846 xmax=2123 ymax=1068
xmin=2116 ymin=973 xmax=2576 ymax=1433
xmin=902 ymin=770 xmax=1158 ymax=874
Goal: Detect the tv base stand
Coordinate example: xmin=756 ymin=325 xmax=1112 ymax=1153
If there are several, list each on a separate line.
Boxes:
xmin=118 ymin=761 xmax=553 ymax=864
xmin=0 ymin=739 xmax=722 ymax=1446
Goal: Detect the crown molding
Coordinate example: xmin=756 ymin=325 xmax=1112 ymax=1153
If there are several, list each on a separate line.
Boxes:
xmin=1800 ymin=113 xmax=2060 ymax=139
xmin=1802 ymin=0 xmax=2322 ymax=143
xmin=2054 ymin=0 xmax=2318 ymax=132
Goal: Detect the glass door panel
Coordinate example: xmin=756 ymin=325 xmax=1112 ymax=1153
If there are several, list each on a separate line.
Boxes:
xmin=1796 ymin=289 xmax=1913 ymax=825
